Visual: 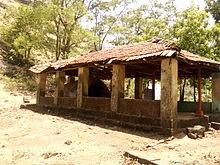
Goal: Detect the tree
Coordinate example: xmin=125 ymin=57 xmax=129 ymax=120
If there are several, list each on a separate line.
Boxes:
xmin=210 ymin=23 xmax=220 ymax=61
xmin=0 ymin=5 xmax=49 ymax=65
xmin=110 ymin=0 xmax=177 ymax=45
xmin=46 ymin=0 xmax=93 ymax=60
xmin=0 ymin=0 xmax=94 ymax=65
xmin=205 ymin=0 xmax=220 ymax=23
xmin=86 ymin=0 xmax=131 ymax=51
xmin=170 ymin=4 xmax=213 ymax=58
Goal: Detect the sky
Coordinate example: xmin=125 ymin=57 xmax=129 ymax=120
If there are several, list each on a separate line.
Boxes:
xmin=131 ymin=0 xmax=206 ymax=11
xmin=97 ymin=0 xmax=212 ymax=50
xmin=171 ymin=0 xmax=206 ymax=10
xmin=169 ymin=0 xmax=206 ymax=11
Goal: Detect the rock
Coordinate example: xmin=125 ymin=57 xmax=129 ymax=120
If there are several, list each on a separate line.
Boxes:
xmin=23 ymin=96 xmax=30 ymax=103
xmin=159 ymin=139 xmax=165 ymax=143
xmin=64 ymin=140 xmax=72 ymax=145
xmin=10 ymin=92 xmax=18 ymax=96
xmin=55 ymin=131 xmax=61 ymax=134
xmin=1 ymin=145 xmax=5 ymax=148
xmin=188 ymin=133 xmax=197 ymax=139
xmin=211 ymin=122 xmax=220 ymax=130
xmin=186 ymin=125 xmax=205 ymax=139
xmin=123 ymin=151 xmax=161 ymax=165
xmin=146 ymin=143 xmax=156 ymax=148
xmin=172 ymin=160 xmax=182 ymax=164
xmin=166 ymin=136 xmax=174 ymax=141
xmin=197 ymin=133 xmax=204 ymax=138
xmin=208 ymin=127 xmax=215 ymax=132
xmin=42 ymin=152 xmax=60 ymax=159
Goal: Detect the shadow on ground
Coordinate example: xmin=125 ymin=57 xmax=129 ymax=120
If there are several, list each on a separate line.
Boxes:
xmin=21 ymin=104 xmax=166 ymax=140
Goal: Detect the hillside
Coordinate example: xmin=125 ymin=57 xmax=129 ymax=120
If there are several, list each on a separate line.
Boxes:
xmin=0 ymin=0 xmax=32 ymax=14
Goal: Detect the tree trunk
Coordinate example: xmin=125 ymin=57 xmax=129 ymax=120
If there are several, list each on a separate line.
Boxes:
xmin=126 ymin=79 xmax=131 ymax=98
xmin=193 ymin=76 xmax=196 ymax=102
xmin=180 ymin=77 xmax=186 ymax=101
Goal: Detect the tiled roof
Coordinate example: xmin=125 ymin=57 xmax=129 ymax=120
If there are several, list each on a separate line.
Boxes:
xmin=179 ymin=50 xmax=220 ymax=65
xmin=30 ymin=38 xmax=220 ymax=73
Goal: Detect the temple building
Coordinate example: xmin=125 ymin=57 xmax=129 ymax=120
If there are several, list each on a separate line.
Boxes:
xmin=30 ymin=38 xmax=220 ymax=135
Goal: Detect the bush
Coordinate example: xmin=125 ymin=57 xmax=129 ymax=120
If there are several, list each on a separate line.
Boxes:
xmin=0 ymin=65 xmax=37 ymax=92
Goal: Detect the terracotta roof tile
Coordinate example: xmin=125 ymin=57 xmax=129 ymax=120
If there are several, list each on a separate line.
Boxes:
xmin=29 ymin=38 xmax=220 ymax=73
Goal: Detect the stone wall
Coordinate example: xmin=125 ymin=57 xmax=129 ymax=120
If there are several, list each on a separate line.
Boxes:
xmin=82 ymin=97 xmax=111 ymax=112
xmin=119 ymin=99 xmax=160 ymax=118
xmin=39 ymin=97 xmax=54 ymax=107
xmin=39 ymin=96 xmax=160 ymax=119
xmin=58 ymin=97 xmax=77 ymax=108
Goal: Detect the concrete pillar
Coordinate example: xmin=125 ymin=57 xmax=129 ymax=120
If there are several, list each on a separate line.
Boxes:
xmin=54 ymin=71 xmax=65 ymax=105
xmin=135 ymin=77 xmax=143 ymax=99
xmin=111 ymin=64 xmax=125 ymax=112
xmin=77 ymin=67 xmax=89 ymax=108
xmin=36 ymin=73 xmax=46 ymax=105
xmin=160 ymin=58 xmax=178 ymax=135
xmin=212 ymin=72 xmax=220 ymax=102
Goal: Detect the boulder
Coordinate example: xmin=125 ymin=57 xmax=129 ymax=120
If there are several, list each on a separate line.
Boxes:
xmin=185 ymin=125 xmax=205 ymax=139
xmin=211 ymin=122 xmax=220 ymax=130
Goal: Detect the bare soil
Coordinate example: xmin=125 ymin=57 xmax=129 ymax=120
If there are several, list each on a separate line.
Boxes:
xmin=0 ymin=80 xmax=220 ymax=165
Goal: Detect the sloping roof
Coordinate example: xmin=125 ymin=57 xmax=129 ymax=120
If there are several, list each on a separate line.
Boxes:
xmin=30 ymin=38 xmax=220 ymax=74
xmin=179 ymin=50 xmax=220 ymax=66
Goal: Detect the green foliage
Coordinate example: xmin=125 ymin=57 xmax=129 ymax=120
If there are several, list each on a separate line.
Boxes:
xmin=0 ymin=0 xmax=94 ymax=66
xmin=110 ymin=0 xmax=177 ymax=45
xmin=124 ymin=78 xmax=135 ymax=98
xmin=87 ymin=0 xmax=132 ymax=50
xmin=1 ymin=66 xmax=37 ymax=91
xmin=211 ymin=23 xmax=220 ymax=61
xmin=0 ymin=0 xmax=218 ymax=96
xmin=170 ymin=4 xmax=213 ymax=58
xmin=205 ymin=0 xmax=220 ymax=23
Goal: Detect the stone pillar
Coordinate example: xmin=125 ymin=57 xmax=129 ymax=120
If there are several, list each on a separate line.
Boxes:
xmin=54 ymin=71 xmax=65 ymax=105
xmin=36 ymin=73 xmax=46 ymax=105
xmin=212 ymin=72 xmax=220 ymax=102
xmin=135 ymin=77 xmax=143 ymax=99
xmin=111 ymin=64 xmax=125 ymax=112
xmin=160 ymin=58 xmax=178 ymax=135
xmin=77 ymin=67 xmax=89 ymax=108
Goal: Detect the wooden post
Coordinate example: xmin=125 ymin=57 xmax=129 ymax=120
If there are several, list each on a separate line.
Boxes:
xmin=111 ymin=64 xmax=125 ymax=112
xmin=36 ymin=73 xmax=46 ymax=105
xmin=152 ymin=72 xmax=156 ymax=100
xmin=135 ymin=77 xmax=143 ymax=99
xmin=212 ymin=72 xmax=220 ymax=102
xmin=77 ymin=67 xmax=89 ymax=108
xmin=196 ymin=68 xmax=203 ymax=116
xmin=54 ymin=71 xmax=65 ymax=105
xmin=160 ymin=58 xmax=178 ymax=135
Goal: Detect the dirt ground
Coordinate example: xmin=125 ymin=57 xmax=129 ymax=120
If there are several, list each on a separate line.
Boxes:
xmin=0 ymin=80 xmax=220 ymax=165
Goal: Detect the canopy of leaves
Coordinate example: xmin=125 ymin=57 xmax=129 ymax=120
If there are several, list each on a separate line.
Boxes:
xmin=171 ymin=5 xmax=213 ymax=58
xmin=205 ymin=0 xmax=220 ymax=23
xmin=0 ymin=0 xmax=219 ymax=67
xmin=86 ymin=0 xmax=132 ymax=51
xmin=110 ymin=0 xmax=177 ymax=45
xmin=0 ymin=0 xmax=94 ymax=65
